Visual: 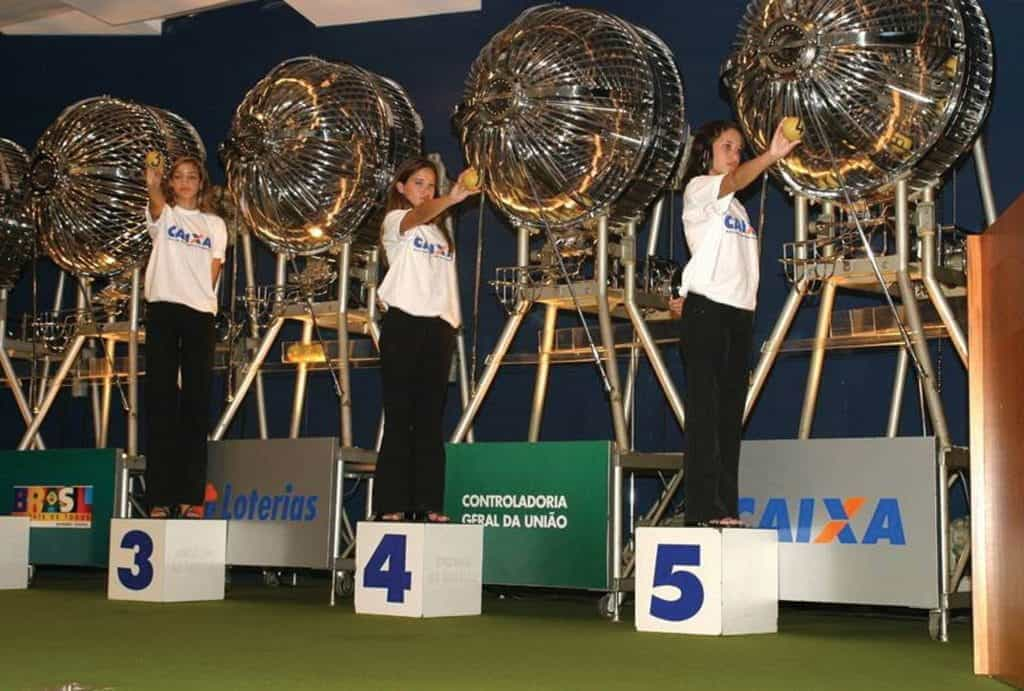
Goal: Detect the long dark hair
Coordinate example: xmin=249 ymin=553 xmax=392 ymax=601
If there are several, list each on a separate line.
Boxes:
xmin=679 ymin=120 xmax=742 ymax=191
xmin=383 ymin=157 xmax=452 ymax=248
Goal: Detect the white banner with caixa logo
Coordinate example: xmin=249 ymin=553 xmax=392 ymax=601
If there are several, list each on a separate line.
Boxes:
xmin=738 ymin=437 xmax=940 ymax=609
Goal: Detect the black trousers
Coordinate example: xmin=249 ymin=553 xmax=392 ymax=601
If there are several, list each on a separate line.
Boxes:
xmin=374 ymin=308 xmax=456 ymax=515
xmin=144 ymin=301 xmax=216 ymax=509
xmin=678 ymin=293 xmax=754 ymax=524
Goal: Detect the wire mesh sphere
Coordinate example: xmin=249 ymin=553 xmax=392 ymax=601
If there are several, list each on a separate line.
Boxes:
xmin=29 ymin=97 xmax=206 ymax=277
xmin=222 ymin=56 xmax=423 ymax=256
xmin=0 ymin=138 xmax=34 ymax=289
xmin=721 ymin=0 xmax=983 ymax=203
xmin=455 ymin=4 xmax=685 ymax=232
xmin=910 ymin=0 xmax=993 ymax=191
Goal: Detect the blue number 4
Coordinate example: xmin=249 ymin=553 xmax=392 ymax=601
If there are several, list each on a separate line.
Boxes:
xmin=364 ymin=534 xmax=413 ymax=603
xmin=650 ymin=544 xmax=704 ymax=622
xmin=117 ymin=529 xmax=155 ymax=591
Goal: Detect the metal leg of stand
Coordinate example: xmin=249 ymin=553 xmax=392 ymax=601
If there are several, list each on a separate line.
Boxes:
xmin=919 ymin=187 xmax=968 ymax=366
xmin=240 ymin=232 xmax=269 ymax=439
xmin=896 ymin=181 xmax=951 ymax=449
xmin=35 ymin=272 xmax=68 ymax=411
xmin=798 ymin=280 xmax=837 ymax=439
xmin=595 ymin=218 xmax=629 ymax=449
xmin=973 ymin=137 xmax=998 ymax=227
xmin=336 ymin=243 xmax=353 ymax=448
xmin=596 ymin=217 xmax=629 ymax=624
xmin=450 ymin=301 xmax=531 ymax=443
xmin=127 ymin=269 xmax=140 ymax=459
xmin=0 ymin=350 xmax=45 ymax=450
xmin=0 ymin=290 xmax=45 ymax=449
xmin=887 ymin=347 xmax=909 ymax=438
xmin=744 ymin=279 xmax=809 ymax=423
xmin=895 ymin=180 xmax=953 ymax=641
xmin=211 ymin=316 xmax=286 ymax=441
xmin=289 ymin=319 xmax=314 ymax=439
xmin=18 ymin=335 xmax=86 ymax=450
xmin=528 ymin=303 xmax=558 ymax=441
xmin=330 ymin=454 xmax=345 ymax=607
xmin=100 ymin=325 xmax=115 ymax=448
xmin=452 ymin=226 xmax=531 ymax=443
xmin=621 ymin=224 xmax=686 ymax=430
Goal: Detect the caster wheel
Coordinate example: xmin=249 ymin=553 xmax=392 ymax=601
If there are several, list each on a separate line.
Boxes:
xmin=598 ymin=593 xmax=623 ymax=620
xmin=335 ymin=571 xmax=355 ymax=598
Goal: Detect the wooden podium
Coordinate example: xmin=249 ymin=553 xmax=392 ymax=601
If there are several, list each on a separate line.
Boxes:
xmin=968 ymin=192 xmax=1024 ymax=687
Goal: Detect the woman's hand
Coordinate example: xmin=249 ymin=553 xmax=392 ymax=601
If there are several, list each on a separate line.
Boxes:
xmin=448 ymin=168 xmax=482 ymax=203
xmin=768 ymin=120 xmax=801 ymax=162
xmin=669 ymin=296 xmax=684 ymax=319
xmin=144 ymin=163 xmax=162 ymax=190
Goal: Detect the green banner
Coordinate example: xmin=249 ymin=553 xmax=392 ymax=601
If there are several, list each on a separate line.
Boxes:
xmin=444 ymin=441 xmax=610 ymax=590
xmin=0 ymin=448 xmax=120 ymax=567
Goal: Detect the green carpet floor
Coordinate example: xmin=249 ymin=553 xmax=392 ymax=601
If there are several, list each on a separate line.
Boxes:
xmin=0 ymin=570 xmax=1005 ymax=691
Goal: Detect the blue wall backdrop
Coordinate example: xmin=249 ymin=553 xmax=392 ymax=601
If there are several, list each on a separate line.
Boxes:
xmin=1 ymin=0 xmax=1020 ymax=453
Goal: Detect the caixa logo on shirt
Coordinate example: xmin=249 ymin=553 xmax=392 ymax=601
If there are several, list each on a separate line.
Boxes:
xmin=412 ymin=234 xmax=453 ymax=260
xmin=168 ymin=225 xmax=213 ymax=249
xmin=724 ymin=214 xmax=757 ymax=237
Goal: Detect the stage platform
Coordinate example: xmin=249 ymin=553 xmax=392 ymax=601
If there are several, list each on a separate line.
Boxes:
xmin=0 ymin=567 xmax=997 ymax=691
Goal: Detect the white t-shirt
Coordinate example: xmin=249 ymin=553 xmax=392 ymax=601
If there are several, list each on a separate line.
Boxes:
xmin=378 ymin=209 xmax=461 ymax=328
xmin=145 ymin=204 xmax=227 ymax=315
xmin=679 ymin=174 xmax=760 ymax=311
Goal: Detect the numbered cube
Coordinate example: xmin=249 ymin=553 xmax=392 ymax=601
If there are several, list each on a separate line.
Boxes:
xmin=0 ymin=517 xmax=30 ymax=590
xmin=355 ymin=522 xmax=483 ymax=618
xmin=635 ymin=527 xmax=778 ymax=635
xmin=107 ymin=519 xmax=227 ymax=602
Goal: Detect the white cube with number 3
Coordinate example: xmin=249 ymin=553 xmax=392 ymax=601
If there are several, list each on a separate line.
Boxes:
xmin=355 ymin=522 xmax=483 ymax=618
xmin=0 ymin=516 xmax=30 ymax=590
xmin=107 ymin=519 xmax=227 ymax=602
xmin=635 ymin=527 xmax=778 ymax=635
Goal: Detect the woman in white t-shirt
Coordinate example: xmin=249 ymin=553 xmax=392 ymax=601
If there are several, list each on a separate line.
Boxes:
xmin=143 ymin=155 xmax=227 ymax=519
xmin=668 ymin=120 xmax=798 ymax=527
xmin=375 ymin=157 xmax=478 ymax=522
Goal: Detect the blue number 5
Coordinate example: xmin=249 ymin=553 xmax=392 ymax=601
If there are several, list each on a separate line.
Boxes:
xmin=364 ymin=534 xmax=413 ymax=603
xmin=650 ymin=544 xmax=704 ymax=621
xmin=118 ymin=529 xmax=155 ymax=591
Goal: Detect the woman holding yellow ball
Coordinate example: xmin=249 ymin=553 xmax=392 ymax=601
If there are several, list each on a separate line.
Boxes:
xmin=669 ymin=119 xmax=799 ymax=527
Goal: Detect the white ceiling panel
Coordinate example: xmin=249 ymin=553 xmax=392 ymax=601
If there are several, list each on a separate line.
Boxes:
xmin=64 ymin=0 xmax=247 ymax=26
xmin=2 ymin=9 xmax=162 ymax=35
xmin=285 ymin=0 xmax=480 ymax=27
xmin=0 ymin=1 xmax=69 ymax=28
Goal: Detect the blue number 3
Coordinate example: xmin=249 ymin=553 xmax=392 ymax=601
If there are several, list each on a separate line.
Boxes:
xmin=364 ymin=534 xmax=413 ymax=603
xmin=117 ymin=529 xmax=155 ymax=591
xmin=650 ymin=544 xmax=704 ymax=622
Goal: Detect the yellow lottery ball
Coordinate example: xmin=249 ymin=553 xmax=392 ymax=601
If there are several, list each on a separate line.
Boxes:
xmin=145 ymin=150 xmax=163 ymax=168
xmin=781 ymin=116 xmax=804 ymax=142
xmin=462 ymin=167 xmax=481 ymax=190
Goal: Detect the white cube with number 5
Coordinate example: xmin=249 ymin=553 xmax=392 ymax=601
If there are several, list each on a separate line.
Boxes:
xmin=107 ymin=519 xmax=227 ymax=602
xmin=635 ymin=527 xmax=778 ymax=635
xmin=355 ymin=522 xmax=483 ymax=618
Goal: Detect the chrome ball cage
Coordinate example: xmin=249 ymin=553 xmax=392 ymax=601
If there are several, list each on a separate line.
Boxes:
xmin=455 ymin=4 xmax=686 ymax=236
xmin=722 ymin=0 xmax=993 ymax=204
xmin=28 ymin=97 xmax=206 ymax=277
xmin=222 ymin=56 xmax=423 ymax=256
xmin=0 ymin=138 xmax=34 ymax=289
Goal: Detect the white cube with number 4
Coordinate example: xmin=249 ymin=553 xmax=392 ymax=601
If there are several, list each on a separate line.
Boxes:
xmin=0 ymin=516 xmax=30 ymax=589
xmin=107 ymin=519 xmax=227 ymax=602
xmin=355 ymin=521 xmax=483 ymax=618
xmin=635 ymin=527 xmax=778 ymax=635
